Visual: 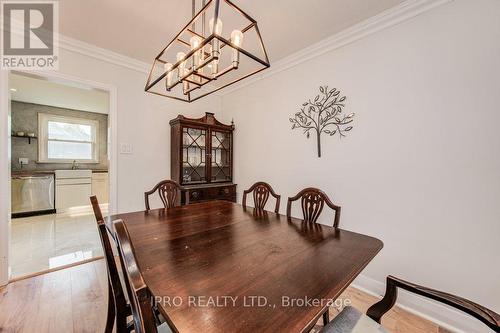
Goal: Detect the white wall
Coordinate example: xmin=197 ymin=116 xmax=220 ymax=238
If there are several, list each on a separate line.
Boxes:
xmin=221 ymin=0 xmax=500 ymax=331
xmin=54 ymin=48 xmax=221 ymax=213
xmin=10 ymin=73 xmax=110 ymax=114
xmin=0 ymin=35 xmax=221 ymax=283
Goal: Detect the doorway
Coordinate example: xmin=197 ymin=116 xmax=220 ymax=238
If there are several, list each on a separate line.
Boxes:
xmin=0 ymin=70 xmax=117 ymax=282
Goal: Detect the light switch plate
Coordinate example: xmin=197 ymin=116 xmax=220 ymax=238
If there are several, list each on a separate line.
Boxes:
xmin=120 ymin=143 xmax=133 ymax=154
xmin=19 ymin=157 xmax=28 ymax=165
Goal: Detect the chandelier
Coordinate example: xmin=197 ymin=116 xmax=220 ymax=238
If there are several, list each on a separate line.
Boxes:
xmin=145 ymin=0 xmax=270 ymax=102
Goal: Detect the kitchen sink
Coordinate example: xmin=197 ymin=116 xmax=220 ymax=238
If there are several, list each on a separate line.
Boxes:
xmin=55 ymin=169 xmax=92 ymax=179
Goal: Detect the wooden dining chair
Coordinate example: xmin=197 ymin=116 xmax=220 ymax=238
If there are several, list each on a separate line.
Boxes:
xmin=144 ymin=180 xmax=181 ymax=210
xmin=242 ymin=181 xmax=281 ymax=213
xmin=322 ymin=275 xmax=500 ymax=332
xmin=286 ymin=187 xmax=341 ymax=228
xmin=90 ymin=196 xmax=130 ymax=333
xmin=287 ymin=187 xmax=341 ymax=325
xmin=113 ymin=219 xmax=173 ymax=333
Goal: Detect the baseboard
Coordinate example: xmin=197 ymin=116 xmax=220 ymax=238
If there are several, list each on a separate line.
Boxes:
xmin=352 ymin=274 xmax=489 ymax=333
xmin=11 ymin=208 xmax=56 ymax=219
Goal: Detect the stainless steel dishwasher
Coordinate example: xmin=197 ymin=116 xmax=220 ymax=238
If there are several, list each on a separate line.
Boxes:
xmin=11 ymin=174 xmax=55 ymax=217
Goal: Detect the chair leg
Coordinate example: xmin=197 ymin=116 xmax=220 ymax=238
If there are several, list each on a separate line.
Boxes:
xmin=153 ymin=306 xmax=165 ymax=325
xmin=322 ymin=309 xmax=330 ymax=326
xmin=116 ymin=303 xmax=130 ymax=333
xmin=105 ymin=283 xmax=116 ymax=333
xmin=126 ymin=320 xmax=134 ymax=333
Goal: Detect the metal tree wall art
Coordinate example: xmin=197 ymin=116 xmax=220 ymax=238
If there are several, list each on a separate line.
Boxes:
xmin=289 ymin=86 xmax=354 ymax=157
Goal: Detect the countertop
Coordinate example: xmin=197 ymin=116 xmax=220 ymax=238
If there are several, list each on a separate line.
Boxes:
xmin=12 ymin=169 xmax=108 ymax=176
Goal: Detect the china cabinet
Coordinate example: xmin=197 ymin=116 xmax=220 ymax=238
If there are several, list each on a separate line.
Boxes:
xmin=170 ymin=112 xmax=235 ymax=204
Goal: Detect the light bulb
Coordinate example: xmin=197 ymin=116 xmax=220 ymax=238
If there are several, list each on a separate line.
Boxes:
xmin=231 ymin=30 xmax=243 ymax=47
xmin=211 ymin=59 xmax=218 ymax=76
xmin=176 ymin=52 xmax=190 ymax=94
xmin=176 ymin=52 xmax=186 ymax=62
xmin=190 ymin=36 xmax=202 ymax=48
xmin=164 ymin=62 xmax=173 ymax=88
xmin=208 ymin=18 xmax=223 ymax=35
xmin=230 ymin=30 xmax=243 ymax=67
xmin=190 ymin=36 xmax=203 ymax=69
xmin=176 ymin=52 xmax=186 ymax=80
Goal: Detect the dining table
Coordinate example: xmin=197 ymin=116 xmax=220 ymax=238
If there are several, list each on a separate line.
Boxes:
xmin=107 ymin=200 xmax=383 ymax=333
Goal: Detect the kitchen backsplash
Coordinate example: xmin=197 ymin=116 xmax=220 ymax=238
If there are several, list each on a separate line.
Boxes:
xmin=11 ymin=101 xmax=109 ymax=172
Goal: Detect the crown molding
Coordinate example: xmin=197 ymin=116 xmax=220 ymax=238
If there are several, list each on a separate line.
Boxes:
xmin=3 ymin=19 xmax=150 ymax=73
xmin=58 ymin=35 xmax=151 ymax=73
xmin=58 ymin=35 xmax=228 ymax=98
xmin=17 ymin=0 xmax=452 ymax=95
xmin=221 ymin=0 xmax=454 ymax=95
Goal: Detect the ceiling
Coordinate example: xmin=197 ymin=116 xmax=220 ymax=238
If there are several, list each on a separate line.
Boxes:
xmin=9 ymin=73 xmax=109 ymax=114
xmin=59 ymin=0 xmax=404 ymax=64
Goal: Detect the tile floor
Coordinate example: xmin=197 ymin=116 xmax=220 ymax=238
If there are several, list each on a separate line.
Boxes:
xmin=10 ymin=205 xmax=106 ymax=278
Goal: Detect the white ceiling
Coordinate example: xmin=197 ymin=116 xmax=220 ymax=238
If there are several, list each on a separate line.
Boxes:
xmin=9 ymin=73 xmax=109 ymax=114
xmin=59 ymin=0 xmax=405 ymax=64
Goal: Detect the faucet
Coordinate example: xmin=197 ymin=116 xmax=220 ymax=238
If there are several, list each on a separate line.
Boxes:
xmin=71 ymin=160 xmax=78 ymax=170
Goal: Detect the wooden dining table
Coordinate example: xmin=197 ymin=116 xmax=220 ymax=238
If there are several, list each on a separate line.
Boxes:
xmin=107 ymin=200 xmax=383 ymax=333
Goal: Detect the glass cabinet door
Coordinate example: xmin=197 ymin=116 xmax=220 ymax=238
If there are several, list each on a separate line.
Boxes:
xmin=182 ymin=127 xmax=207 ymax=184
xmin=210 ymin=131 xmax=231 ymax=182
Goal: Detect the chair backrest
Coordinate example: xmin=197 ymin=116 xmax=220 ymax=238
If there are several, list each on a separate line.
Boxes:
xmin=242 ymin=181 xmax=281 ymax=213
xmin=286 ymin=187 xmax=341 ymax=228
xmin=90 ymin=196 xmax=128 ymax=330
xmin=367 ymin=276 xmax=500 ymax=332
xmin=113 ymin=219 xmax=158 ymax=333
xmin=144 ymin=180 xmax=181 ymax=210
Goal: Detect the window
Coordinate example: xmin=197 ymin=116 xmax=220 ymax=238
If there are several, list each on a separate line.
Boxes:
xmin=38 ymin=114 xmax=99 ymax=163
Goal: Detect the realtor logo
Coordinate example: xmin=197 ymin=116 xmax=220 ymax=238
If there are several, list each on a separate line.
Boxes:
xmin=1 ymin=1 xmax=59 ymax=69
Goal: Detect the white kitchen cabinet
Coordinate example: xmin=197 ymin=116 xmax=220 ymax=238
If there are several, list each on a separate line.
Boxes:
xmin=55 ymin=170 xmax=92 ymax=211
xmin=91 ymin=172 xmax=109 ymax=203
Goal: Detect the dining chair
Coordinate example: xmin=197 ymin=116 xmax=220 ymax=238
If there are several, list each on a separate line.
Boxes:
xmin=113 ymin=219 xmax=173 ymax=333
xmin=287 ymin=187 xmax=341 ymax=325
xmin=90 ymin=196 xmax=130 ymax=333
xmin=286 ymin=187 xmax=341 ymax=228
xmin=322 ymin=275 xmax=500 ymax=333
xmin=144 ymin=179 xmax=181 ymax=210
xmin=242 ymin=181 xmax=281 ymax=213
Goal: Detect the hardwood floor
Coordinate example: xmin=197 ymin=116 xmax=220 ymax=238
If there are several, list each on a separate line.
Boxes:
xmin=0 ymin=259 xmax=107 ymax=333
xmin=311 ymin=287 xmax=455 ymax=333
xmin=0 ymin=259 xmax=453 ymax=333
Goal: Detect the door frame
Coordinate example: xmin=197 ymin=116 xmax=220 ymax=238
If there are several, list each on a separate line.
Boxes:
xmin=0 ymin=70 xmax=11 ymax=286
xmin=0 ymin=69 xmax=118 ymax=286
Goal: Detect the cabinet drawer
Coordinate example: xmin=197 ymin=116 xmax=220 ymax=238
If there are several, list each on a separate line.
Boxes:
xmin=188 ymin=189 xmax=205 ymax=202
xmin=182 ymin=184 xmax=237 ymax=204
xmin=92 ymin=173 xmax=108 ymax=180
xmin=208 ymin=186 xmax=235 ymax=197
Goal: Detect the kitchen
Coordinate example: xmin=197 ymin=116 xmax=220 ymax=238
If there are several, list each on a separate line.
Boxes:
xmin=9 ymin=72 xmax=110 ymax=278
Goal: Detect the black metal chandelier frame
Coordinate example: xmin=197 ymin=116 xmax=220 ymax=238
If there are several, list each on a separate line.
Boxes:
xmin=145 ymin=0 xmax=270 ymax=102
